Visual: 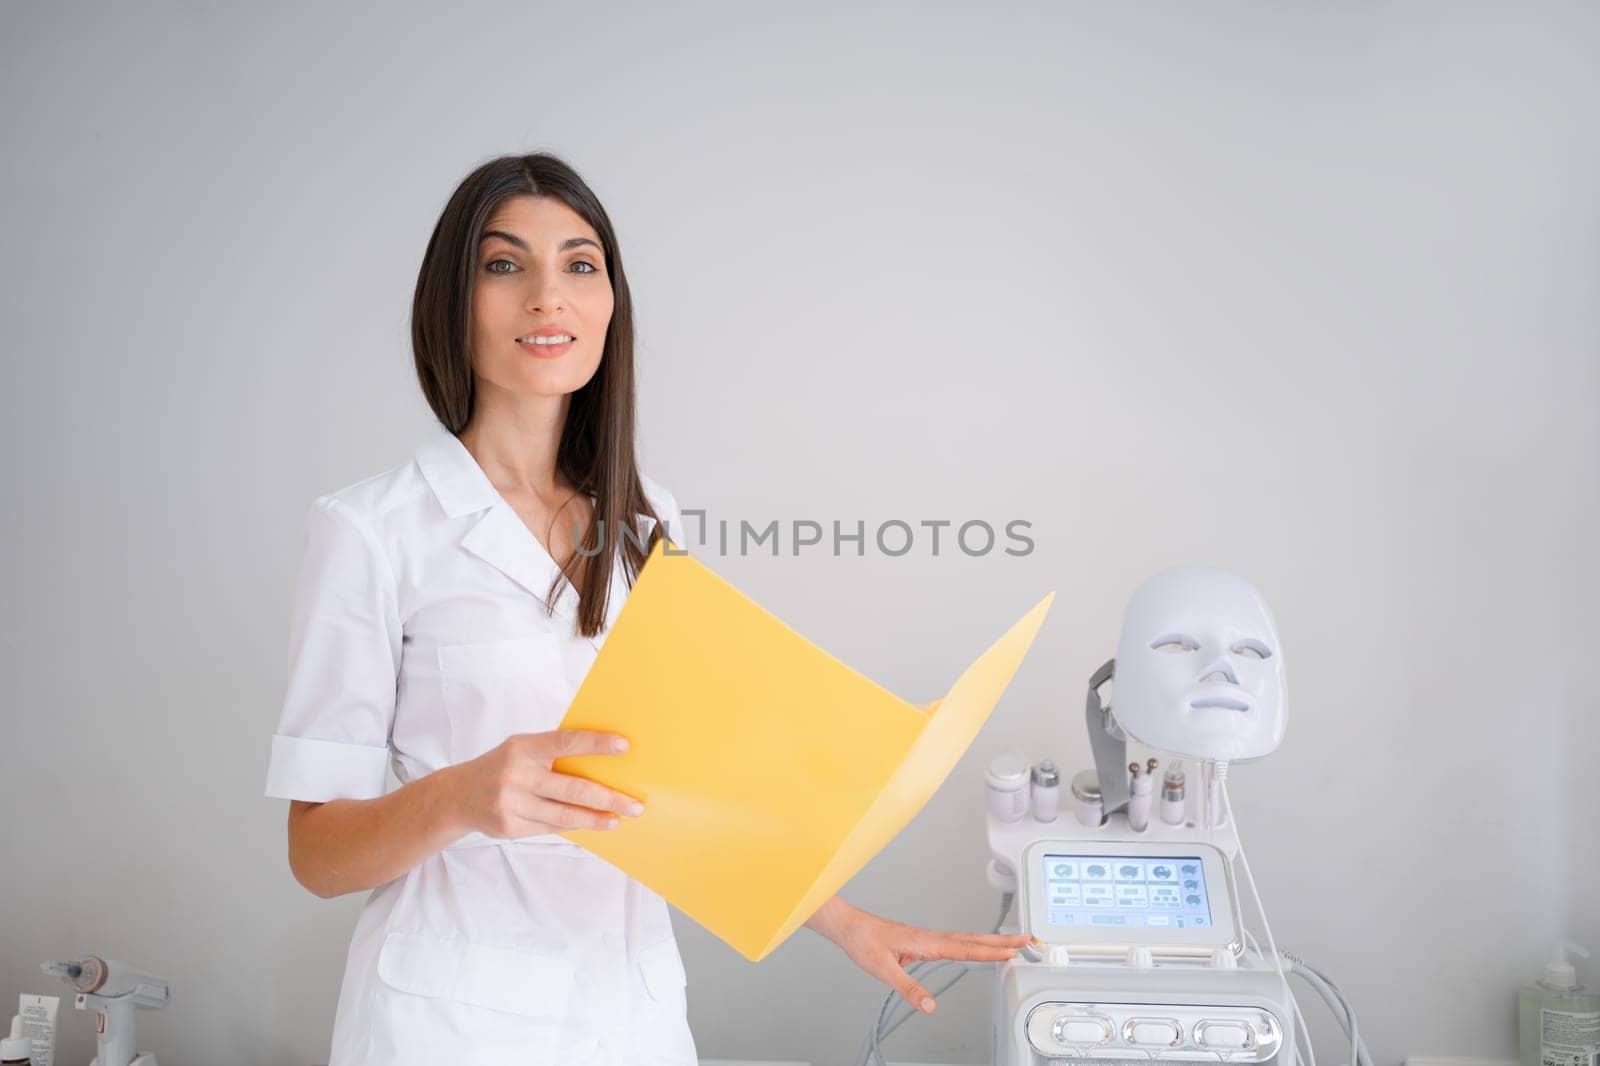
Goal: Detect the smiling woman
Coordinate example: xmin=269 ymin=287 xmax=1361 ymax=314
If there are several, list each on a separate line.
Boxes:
xmin=266 ymin=151 xmax=1028 ymax=1066
xmin=474 ymin=207 xmax=610 ymax=403
xmin=410 ymin=156 xmax=647 ymax=638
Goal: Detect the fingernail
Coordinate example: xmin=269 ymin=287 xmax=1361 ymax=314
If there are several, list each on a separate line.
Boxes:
xmin=606 ymin=817 xmax=620 ymax=829
xmin=625 ymin=801 xmax=645 ymax=817
xmin=612 ymin=737 xmax=629 ymax=752
xmin=920 ymin=996 xmax=936 ymax=1013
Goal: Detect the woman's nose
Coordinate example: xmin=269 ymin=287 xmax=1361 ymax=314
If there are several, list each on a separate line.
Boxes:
xmin=524 ymin=271 xmax=566 ymax=313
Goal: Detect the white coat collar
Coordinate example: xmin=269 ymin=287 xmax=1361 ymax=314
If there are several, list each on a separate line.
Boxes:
xmin=413 ymin=426 xmax=499 ymax=519
xmin=413 ymin=426 xmax=658 ymax=633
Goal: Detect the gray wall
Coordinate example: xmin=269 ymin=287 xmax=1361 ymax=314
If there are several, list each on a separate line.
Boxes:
xmin=3 ymin=2 xmax=1596 ymax=1064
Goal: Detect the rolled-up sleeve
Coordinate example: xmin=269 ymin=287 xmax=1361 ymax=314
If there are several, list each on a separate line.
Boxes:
xmin=264 ymin=495 xmax=401 ymax=802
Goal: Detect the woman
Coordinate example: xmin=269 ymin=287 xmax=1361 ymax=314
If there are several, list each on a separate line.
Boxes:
xmin=264 ymin=152 xmax=1029 ymax=1065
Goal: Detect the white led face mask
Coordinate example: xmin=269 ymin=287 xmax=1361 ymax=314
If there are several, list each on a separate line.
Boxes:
xmin=1111 ymin=566 xmax=1287 ymax=763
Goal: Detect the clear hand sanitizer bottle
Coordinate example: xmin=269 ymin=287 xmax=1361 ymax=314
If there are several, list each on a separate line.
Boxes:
xmin=1520 ymin=942 xmax=1600 ymax=1066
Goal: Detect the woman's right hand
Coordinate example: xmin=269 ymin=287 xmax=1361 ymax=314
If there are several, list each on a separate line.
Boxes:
xmin=446 ymin=730 xmax=645 ymax=838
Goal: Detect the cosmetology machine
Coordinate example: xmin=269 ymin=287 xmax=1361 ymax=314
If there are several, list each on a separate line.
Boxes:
xmin=857 ymin=567 xmax=1369 ymax=1066
xmin=41 ymin=956 xmax=170 ymax=1066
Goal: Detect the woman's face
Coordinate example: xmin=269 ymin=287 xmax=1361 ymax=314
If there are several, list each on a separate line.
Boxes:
xmin=469 ymin=195 xmax=613 ymax=401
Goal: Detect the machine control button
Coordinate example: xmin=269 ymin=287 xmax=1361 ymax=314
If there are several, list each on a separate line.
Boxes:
xmin=1125 ymin=1018 xmax=1183 ymax=1046
xmin=1052 ymin=1015 xmax=1114 ymax=1045
xmin=1195 ymin=1020 xmax=1256 ymax=1049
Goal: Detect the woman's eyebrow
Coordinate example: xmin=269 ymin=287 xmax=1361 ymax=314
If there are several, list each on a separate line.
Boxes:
xmin=479 ymin=230 xmax=601 ymax=253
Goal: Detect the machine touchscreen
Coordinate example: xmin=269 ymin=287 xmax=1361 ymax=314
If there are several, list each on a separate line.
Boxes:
xmin=1040 ymin=852 xmax=1214 ymax=930
xmin=1021 ymin=840 xmax=1236 ymax=953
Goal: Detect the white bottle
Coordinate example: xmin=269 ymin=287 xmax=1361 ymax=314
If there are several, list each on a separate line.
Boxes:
xmin=1030 ymin=759 xmax=1061 ymax=822
xmin=0 ymin=1014 xmax=31 ymax=1065
xmin=1070 ymin=770 xmax=1103 ymax=828
xmin=1160 ymin=762 xmax=1187 ymax=826
xmin=1519 ymin=942 xmax=1600 ymax=1066
xmin=986 ymin=756 xmax=1029 ymax=823
xmin=1126 ymin=763 xmax=1153 ymax=832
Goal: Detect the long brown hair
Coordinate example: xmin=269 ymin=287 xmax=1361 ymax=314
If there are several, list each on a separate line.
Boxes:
xmin=411 ymin=152 xmax=661 ymax=637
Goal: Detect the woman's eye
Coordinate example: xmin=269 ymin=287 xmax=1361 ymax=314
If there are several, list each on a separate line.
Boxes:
xmin=483 ymin=258 xmax=598 ymax=276
xmin=1232 ymin=640 xmax=1272 ymax=660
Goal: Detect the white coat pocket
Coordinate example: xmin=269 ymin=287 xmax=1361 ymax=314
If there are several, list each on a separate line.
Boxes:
xmin=371 ymin=931 xmax=575 ymax=1063
xmin=438 ymin=633 xmax=570 ymax=764
xmin=627 ymin=937 xmax=698 ymax=1063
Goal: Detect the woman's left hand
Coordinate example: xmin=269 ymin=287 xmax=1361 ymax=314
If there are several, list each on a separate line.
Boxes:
xmin=804 ymin=895 xmax=1031 ymax=1015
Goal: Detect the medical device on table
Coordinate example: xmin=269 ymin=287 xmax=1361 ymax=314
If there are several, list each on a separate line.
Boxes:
xmin=857 ymin=567 xmax=1369 ymax=1066
xmin=41 ymin=956 xmax=169 ymax=1066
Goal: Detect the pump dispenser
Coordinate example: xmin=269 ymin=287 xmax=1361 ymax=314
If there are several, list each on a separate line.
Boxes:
xmin=1520 ymin=942 xmax=1600 ymax=1066
xmin=0 ymin=1014 xmax=30 ymax=1065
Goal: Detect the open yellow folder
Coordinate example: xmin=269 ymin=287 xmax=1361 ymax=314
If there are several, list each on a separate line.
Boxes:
xmin=554 ymin=538 xmax=1054 ymax=961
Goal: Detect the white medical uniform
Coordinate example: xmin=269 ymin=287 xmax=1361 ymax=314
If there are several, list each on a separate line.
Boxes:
xmin=264 ymin=424 xmax=699 ymax=1066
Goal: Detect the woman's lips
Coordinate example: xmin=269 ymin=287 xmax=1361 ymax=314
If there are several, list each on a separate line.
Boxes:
xmin=517 ymin=338 xmax=574 ymax=358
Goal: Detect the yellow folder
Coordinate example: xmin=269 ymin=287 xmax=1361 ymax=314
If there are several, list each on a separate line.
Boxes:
xmin=555 ymin=538 xmax=1054 ymax=961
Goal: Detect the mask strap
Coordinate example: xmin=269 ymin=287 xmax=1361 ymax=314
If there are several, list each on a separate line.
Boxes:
xmin=1084 ymin=657 xmax=1130 ymax=816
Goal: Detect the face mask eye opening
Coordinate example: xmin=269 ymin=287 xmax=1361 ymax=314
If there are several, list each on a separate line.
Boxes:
xmin=1232 ymin=639 xmax=1272 ymax=660
xmin=1151 ymin=634 xmax=1199 ymax=653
